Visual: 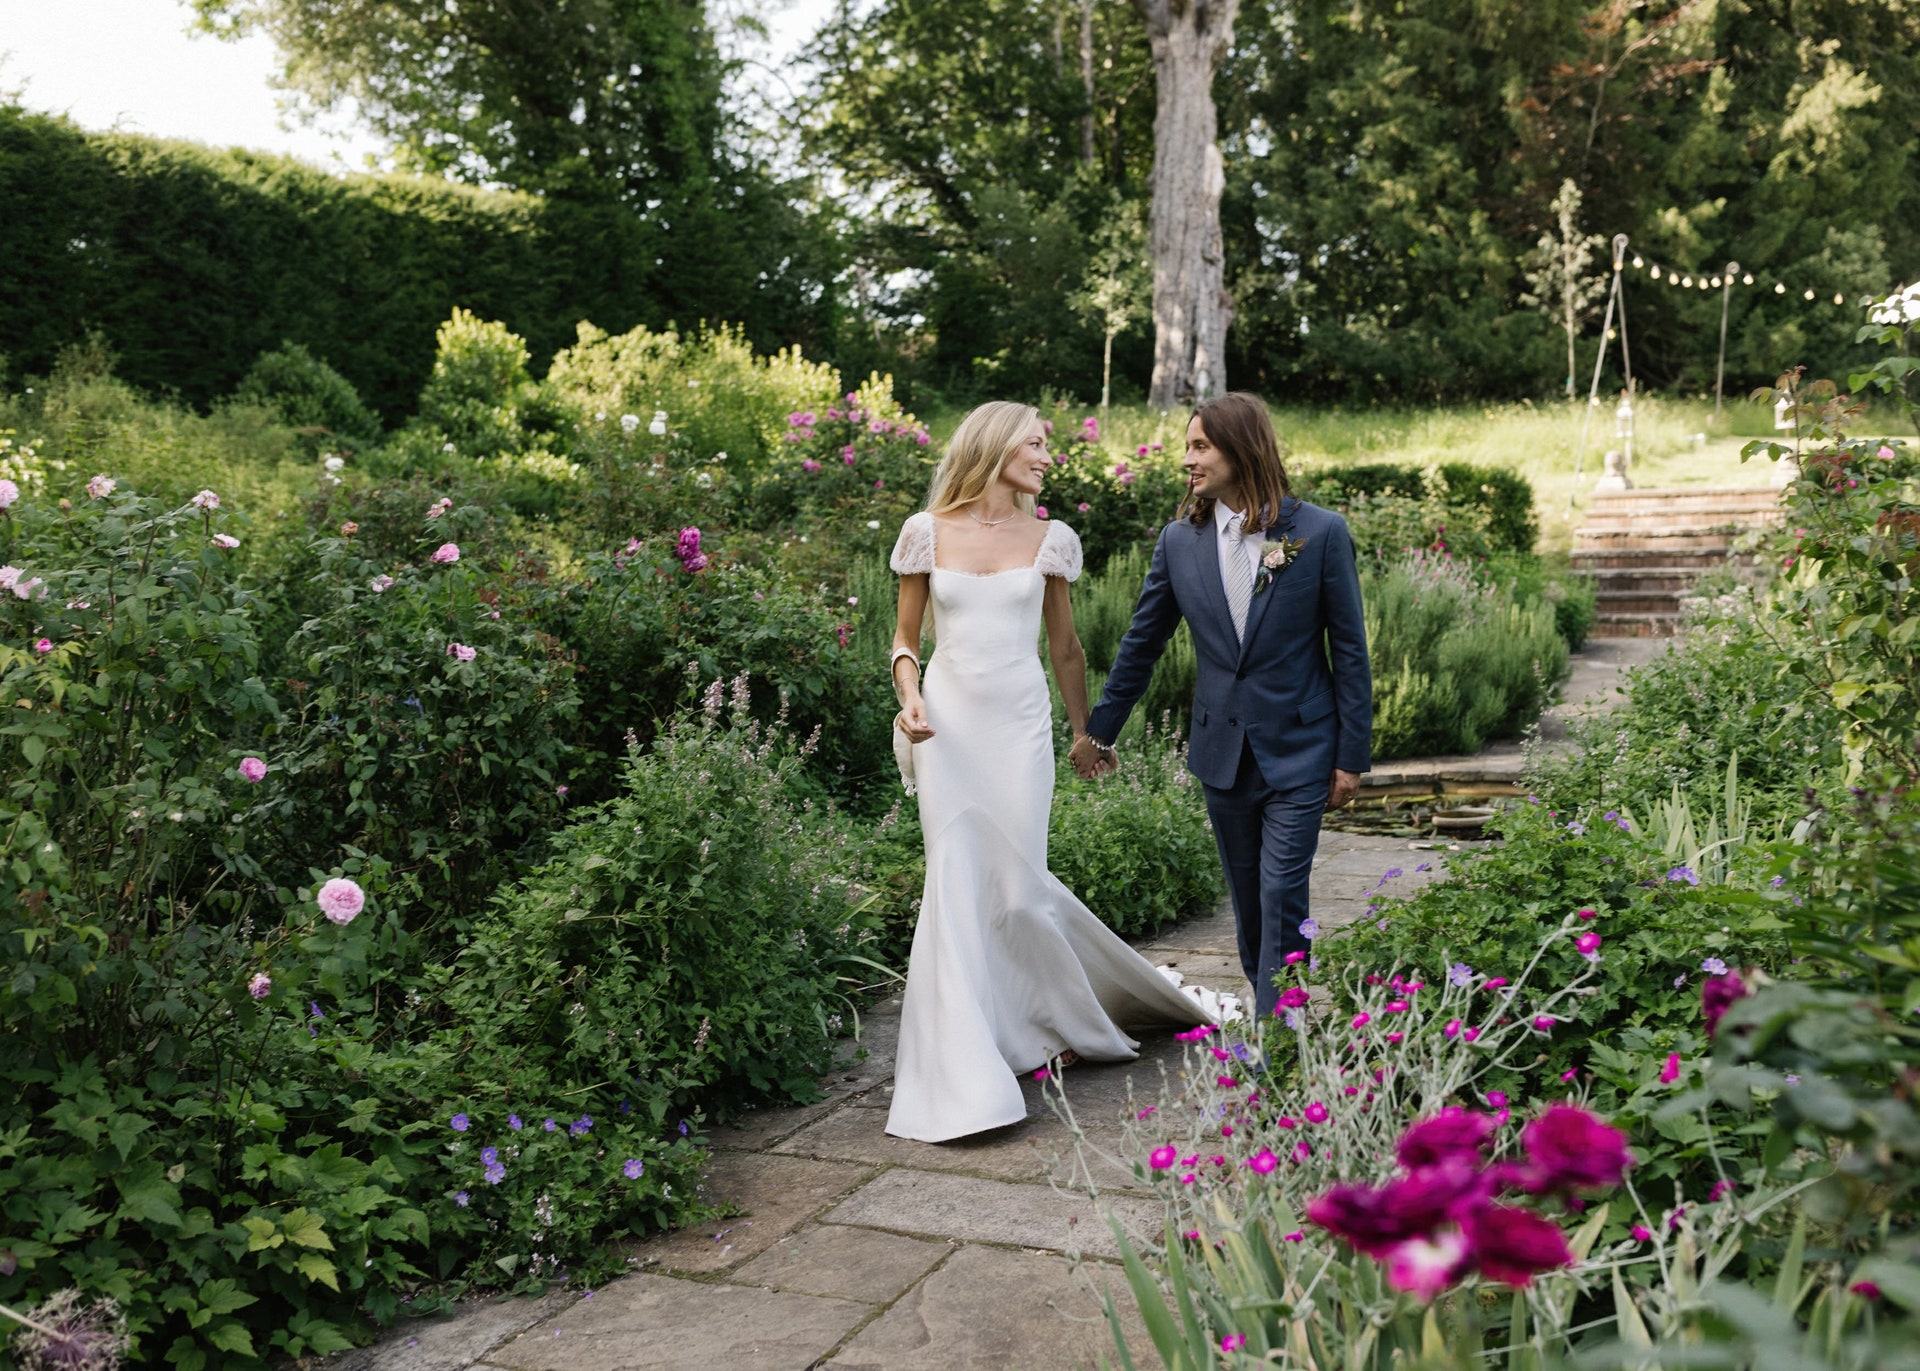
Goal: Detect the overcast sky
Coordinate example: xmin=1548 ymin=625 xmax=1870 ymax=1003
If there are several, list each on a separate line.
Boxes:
xmin=0 ymin=0 xmax=832 ymax=172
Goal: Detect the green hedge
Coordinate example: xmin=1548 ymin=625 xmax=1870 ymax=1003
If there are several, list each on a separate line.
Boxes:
xmin=0 ymin=109 xmax=825 ymax=421
xmin=1302 ymin=461 xmax=1537 ymax=554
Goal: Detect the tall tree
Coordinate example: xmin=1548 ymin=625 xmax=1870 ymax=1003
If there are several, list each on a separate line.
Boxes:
xmin=1134 ymin=0 xmax=1238 ymax=407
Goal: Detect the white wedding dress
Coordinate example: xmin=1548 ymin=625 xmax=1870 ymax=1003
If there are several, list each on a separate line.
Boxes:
xmin=885 ymin=512 xmax=1215 ymax=1143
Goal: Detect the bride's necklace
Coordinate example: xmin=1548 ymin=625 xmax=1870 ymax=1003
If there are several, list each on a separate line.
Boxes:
xmin=968 ymin=505 xmax=1018 ymax=527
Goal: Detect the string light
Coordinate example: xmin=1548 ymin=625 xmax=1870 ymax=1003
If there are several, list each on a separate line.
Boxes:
xmin=1683 ymin=275 xmax=1693 ymax=287
xmin=1775 ymin=283 xmax=1787 ymax=294
xmin=1805 ymin=288 xmax=1816 ymax=300
xmin=1834 ymin=292 xmax=1845 ymax=305
xmin=1622 ymin=254 xmax=1873 ymax=310
xmin=1651 ymin=266 xmax=1662 ymax=280
xmin=1632 ymin=256 xmax=1644 ymax=268
xmin=1742 ymin=274 xmax=1754 ymax=285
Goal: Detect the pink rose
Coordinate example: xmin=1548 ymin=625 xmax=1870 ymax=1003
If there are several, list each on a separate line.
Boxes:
xmin=431 ymin=543 xmax=460 ymax=564
xmin=238 ymin=756 xmax=268 ymax=782
xmin=0 ymin=478 xmax=17 ymax=509
xmin=248 ymin=972 xmax=272 ymax=999
xmin=316 ymin=877 xmax=366 ymax=925
xmin=212 ymin=534 xmax=239 ymax=549
xmin=447 ymin=642 xmax=477 ymax=661
xmin=33 ymin=637 xmax=52 ymax=654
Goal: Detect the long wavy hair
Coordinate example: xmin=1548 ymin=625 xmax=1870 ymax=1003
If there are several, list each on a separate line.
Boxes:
xmin=1180 ymin=392 xmax=1293 ymax=535
xmin=925 ymin=401 xmax=1041 ymax=517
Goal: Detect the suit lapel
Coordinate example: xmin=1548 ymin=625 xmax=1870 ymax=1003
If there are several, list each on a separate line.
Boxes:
xmin=1187 ymin=516 xmax=1234 ymax=646
xmin=1235 ymin=498 xmax=1300 ymax=668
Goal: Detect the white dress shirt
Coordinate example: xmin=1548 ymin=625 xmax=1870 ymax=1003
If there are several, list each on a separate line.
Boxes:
xmin=1214 ymin=500 xmax=1265 ymax=590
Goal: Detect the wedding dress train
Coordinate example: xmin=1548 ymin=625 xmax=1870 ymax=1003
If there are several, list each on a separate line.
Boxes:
xmin=885 ymin=512 xmax=1214 ymax=1143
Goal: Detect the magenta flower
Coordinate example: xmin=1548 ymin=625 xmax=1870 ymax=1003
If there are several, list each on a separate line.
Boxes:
xmin=1304 ymin=1102 xmax=1330 ymax=1124
xmin=1276 ymin=986 xmax=1310 ymax=1010
xmin=1660 ymin=1053 xmax=1681 ymax=1084
xmin=1443 ymin=1018 xmax=1462 ymax=1039
xmin=1033 ymin=1067 xmax=1051 ymax=1081
xmin=1247 ymin=1148 xmax=1279 ymax=1175
xmin=1149 ymin=1145 xmax=1177 ymax=1169
xmin=1035 ymin=506 xmax=1048 ymax=519
xmin=1851 ymin=1280 xmax=1883 ymax=1300
xmin=1708 ymin=1179 xmax=1734 ymax=1202
xmin=1518 ymin=1104 xmax=1632 ymax=1194
xmin=1351 ymin=1012 xmax=1371 ymax=1028
xmin=1221 ymin=1334 xmax=1246 ymax=1352
xmin=248 ymin=972 xmax=271 ymax=999
xmin=238 ymin=756 xmax=267 ymax=782
xmin=1575 ymin=931 xmax=1602 ymax=957
xmin=1532 ymin=1015 xmax=1557 ymax=1032
xmin=316 ymin=877 xmax=366 ymax=924
xmin=802 ymin=458 xmax=821 ymax=472
xmin=32 ymin=637 xmax=52 ymax=654
xmin=1702 ymin=970 xmax=1749 ymax=1036
xmin=431 ymin=543 xmax=461 ymax=564
xmin=1385 ymin=1231 xmax=1470 ymax=1302
xmin=1575 ymin=907 xmax=1597 ymax=920
xmin=1397 ymin=1109 xmax=1495 ymax=1170
xmin=1077 ymin=501 xmax=1090 ymax=512
xmin=1462 ymin=1205 xmax=1573 ymax=1286
xmin=1631 ymin=1224 xmax=1653 ymax=1242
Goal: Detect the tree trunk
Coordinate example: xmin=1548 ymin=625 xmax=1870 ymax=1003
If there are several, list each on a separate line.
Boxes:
xmin=1102 ymin=328 xmax=1115 ymax=424
xmin=1135 ymin=0 xmax=1237 ymax=409
xmin=1078 ymin=0 xmax=1098 ymax=166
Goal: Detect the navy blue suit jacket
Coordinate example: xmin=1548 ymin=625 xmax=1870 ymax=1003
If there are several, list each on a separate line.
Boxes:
xmin=1087 ymin=497 xmax=1373 ymax=792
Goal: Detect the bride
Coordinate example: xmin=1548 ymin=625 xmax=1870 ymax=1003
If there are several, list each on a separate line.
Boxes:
xmin=884 ymin=401 xmax=1214 ymax=1144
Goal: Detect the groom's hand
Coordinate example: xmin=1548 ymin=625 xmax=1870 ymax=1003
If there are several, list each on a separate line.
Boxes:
xmin=1328 ymin=768 xmax=1361 ymax=810
xmin=1070 ymin=734 xmax=1115 ymax=779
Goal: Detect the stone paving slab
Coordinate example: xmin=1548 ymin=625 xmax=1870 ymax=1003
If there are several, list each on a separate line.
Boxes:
xmin=336 ymin=1289 xmax=578 ymax=1371
xmin=774 ymin=1098 xmax=1129 ymax=1189
xmin=826 ymin=1244 xmax=1160 ymax=1371
xmin=822 ymin=1168 xmax=1156 ymax=1260
xmin=489 ymin=1274 xmax=867 ymax=1371
xmin=731 ymin=1223 xmax=952 ymax=1304
xmin=631 ymin=1151 xmax=873 ymax=1274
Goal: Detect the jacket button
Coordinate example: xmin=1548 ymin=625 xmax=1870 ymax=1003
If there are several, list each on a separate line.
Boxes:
xmin=1235 ymin=669 xmax=1246 ymax=680
xmin=1228 ymin=718 xmax=1238 ymax=727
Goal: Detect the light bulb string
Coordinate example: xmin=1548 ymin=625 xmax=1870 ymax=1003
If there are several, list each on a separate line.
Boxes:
xmin=1624 ymin=255 xmax=1859 ymax=308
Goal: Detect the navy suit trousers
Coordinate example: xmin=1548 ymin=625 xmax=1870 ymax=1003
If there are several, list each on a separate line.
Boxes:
xmin=1202 ymin=739 xmax=1328 ymax=1022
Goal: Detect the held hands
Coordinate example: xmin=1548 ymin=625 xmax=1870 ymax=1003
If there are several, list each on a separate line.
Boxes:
xmin=895 ymin=698 xmax=936 ymax=744
xmin=1069 ymin=733 xmax=1117 ymax=780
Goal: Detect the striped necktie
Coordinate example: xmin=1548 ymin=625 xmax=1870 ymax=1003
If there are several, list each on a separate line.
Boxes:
xmin=1223 ymin=512 xmax=1252 ymax=642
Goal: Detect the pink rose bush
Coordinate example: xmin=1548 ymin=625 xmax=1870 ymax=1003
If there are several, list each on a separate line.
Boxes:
xmin=317 ymin=877 xmax=366 ymax=925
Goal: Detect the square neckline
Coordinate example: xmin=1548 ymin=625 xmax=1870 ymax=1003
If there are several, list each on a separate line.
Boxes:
xmin=928 ymin=513 xmax=1054 ymax=578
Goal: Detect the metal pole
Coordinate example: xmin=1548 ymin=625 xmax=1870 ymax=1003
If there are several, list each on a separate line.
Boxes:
xmin=1568 ymin=236 xmax=1628 ymax=515
xmin=1714 ymin=260 xmax=1739 ymax=417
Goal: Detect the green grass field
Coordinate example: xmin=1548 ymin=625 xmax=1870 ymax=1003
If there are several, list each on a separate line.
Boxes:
xmin=921 ymin=394 xmax=1848 ymax=552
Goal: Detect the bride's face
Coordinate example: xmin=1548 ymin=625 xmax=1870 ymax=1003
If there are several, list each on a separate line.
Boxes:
xmin=996 ymin=419 xmax=1052 ymax=498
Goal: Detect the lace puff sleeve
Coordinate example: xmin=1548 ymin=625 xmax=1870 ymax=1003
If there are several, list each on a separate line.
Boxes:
xmin=1035 ymin=520 xmax=1084 ymax=582
xmin=889 ymin=511 xmax=936 ymax=575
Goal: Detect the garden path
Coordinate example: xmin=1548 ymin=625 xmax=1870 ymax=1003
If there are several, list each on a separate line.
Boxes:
xmin=335 ymin=831 xmax=1464 ymax=1371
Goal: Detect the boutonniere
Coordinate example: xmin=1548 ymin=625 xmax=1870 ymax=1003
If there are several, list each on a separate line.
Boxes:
xmin=1254 ymin=535 xmax=1307 ymax=593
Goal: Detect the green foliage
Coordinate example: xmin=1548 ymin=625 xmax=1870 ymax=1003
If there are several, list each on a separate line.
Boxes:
xmin=1364 ymin=553 xmax=1567 ymax=759
xmin=1303 ymin=462 xmax=1537 ymax=557
xmin=264 ymin=506 xmax=581 ymax=937
xmin=1076 ymin=545 xmax=1198 ymax=739
xmin=1048 ymin=724 xmax=1223 ymax=939
xmin=433 ymin=683 xmax=891 ymax=1127
xmin=232 ymin=343 xmax=382 ymax=452
xmin=0 ymin=108 xmax=829 ymax=419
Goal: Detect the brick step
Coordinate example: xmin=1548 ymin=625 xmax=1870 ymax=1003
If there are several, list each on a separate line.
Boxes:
xmin=1582 ymin=567 xmax=1700 ymax=592
xmin=1597 ymin=590 xmax=1689 ymax=615
xmin=1590 ymin=486 xmax=1782 ymax=513
xmin=1579 ymin=511 xmax=1780 ymax=535
xmin=1591 ymin=613 xmax=1682 ymax=638
xmin=1573 ymin=531 xmax=1744 ymax=554
xmin=1571 ymin=549 xmax=1745 ymax=571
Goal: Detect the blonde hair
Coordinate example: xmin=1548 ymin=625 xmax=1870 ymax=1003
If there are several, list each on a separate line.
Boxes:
xmin=925 ymin=401 xmax=1041 ymax=516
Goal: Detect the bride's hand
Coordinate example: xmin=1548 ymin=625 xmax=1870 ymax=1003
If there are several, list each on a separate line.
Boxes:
xmin=896 ymin=699 xmax=936 ymax=744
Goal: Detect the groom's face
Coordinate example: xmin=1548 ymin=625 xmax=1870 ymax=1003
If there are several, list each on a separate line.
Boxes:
xmin=1182 ymin=417 xmax=1241 ymax=509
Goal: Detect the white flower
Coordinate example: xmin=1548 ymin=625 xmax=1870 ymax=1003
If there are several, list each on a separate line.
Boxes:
xmin=442 ymin=442 xmax=456 ymax=454
xmin=648 ymin=410 xmax=668 ymax=437
xmin=695 ymin=472 xmax=712 ymax=488
xmin=620 ymin=413 xmax=640 ymax=434
xmin=866 ymin=519 xmax=880 ymax=529
xmin=212 ymin=534 xmax=240 ymax=549
xmin=323 ymin=455 xmax=346 ymax=473
xmin=713 ymin=451 xmax=728 ymax=462
xmin=192 ymin=489 xmax=220 ymax=510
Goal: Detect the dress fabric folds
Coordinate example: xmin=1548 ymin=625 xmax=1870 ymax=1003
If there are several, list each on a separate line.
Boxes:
xmin=884 ymin=512 xmax=1213 ymax=1143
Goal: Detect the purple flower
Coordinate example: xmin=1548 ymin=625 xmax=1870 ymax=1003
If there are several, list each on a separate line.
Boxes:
xmin=1448 ymin=962 xmax=1473 ymax=987
xmin=509 ymin=1114 xmax=524 ymax=1130
xmin=543 ymin=1118 xmax=557 ymax=1132
xmin=624 ymin=1158 xmax=645 ymax=1179
xmin=1666 ymin=866 xmax=1699 ymax=886
xmin=454 ymin=1191 xmax=470 ymax=1207
xmin=480 ymin=1147 xmax=498 ymax=1165
xmin=310 ymin=1001 xmax=325 ymax=1019
xmin=1701 ymin=957 xmax=1728 ymax=976
xmin=678 ymin=1119 xmax=690 ymax=1137
xmin=1769 ymin=875 xmax=1786 ymax=888
xmin=247 ymin=972 xmax=272 ymax=999
xmin=570 ymin=1115 xmax=593 ymax=1135
xmin=484 ymin=1161 xmax=506 ymax=1185
xmin=451 ymin=1114 xmax=470 ymax=1132
xmin=1299 ymin=919 xmax=1319 ymax=940
xmin=1397 ymin=1109 xmax=1496 ymax=1170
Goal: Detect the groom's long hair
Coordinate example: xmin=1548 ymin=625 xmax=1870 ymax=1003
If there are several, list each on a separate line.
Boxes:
xmin=1180 ymin=393 xmax=1293 ymax=536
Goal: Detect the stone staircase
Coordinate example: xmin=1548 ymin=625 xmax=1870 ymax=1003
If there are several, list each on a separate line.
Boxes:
xmin=1572 ymin=486 xmax=1782 ymax=637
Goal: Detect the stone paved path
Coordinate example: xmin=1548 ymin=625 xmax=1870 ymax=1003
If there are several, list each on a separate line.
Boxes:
xmin=339 ymin=832 xmax=1467 ymax=1371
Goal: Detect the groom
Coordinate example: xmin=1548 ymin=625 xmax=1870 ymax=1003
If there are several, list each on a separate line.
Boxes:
xmin=1070 ymin=393 xmax=1372 ymax=1021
